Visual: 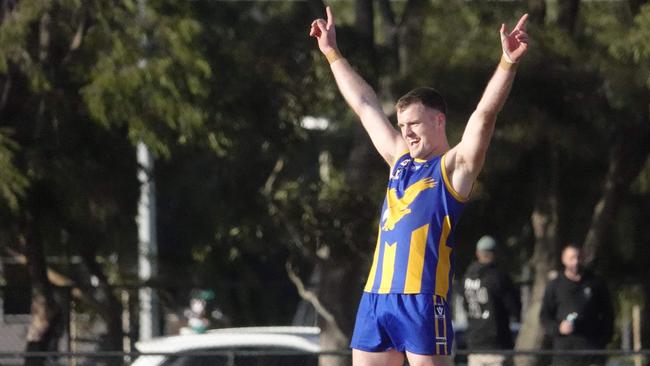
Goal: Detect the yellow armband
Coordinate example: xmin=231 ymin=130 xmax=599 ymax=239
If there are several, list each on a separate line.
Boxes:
xmin=325 ymin=49 xmax=343 ymax=64
xmin=499 ymin=54 xmax=518 ymax=71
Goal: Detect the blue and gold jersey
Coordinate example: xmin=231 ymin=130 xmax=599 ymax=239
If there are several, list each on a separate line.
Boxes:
xmin=364 ymin=152 xmax=467 ymax=299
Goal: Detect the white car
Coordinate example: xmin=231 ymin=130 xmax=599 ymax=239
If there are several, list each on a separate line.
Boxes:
xmin=130 ymin=326 xmax=321 ymax=366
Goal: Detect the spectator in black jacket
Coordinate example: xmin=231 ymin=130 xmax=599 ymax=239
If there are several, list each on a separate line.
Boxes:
xmin=463 ymin=235 xmax=521 ymax=366
xmin=540 ymin=244 xmax=614 ymax=366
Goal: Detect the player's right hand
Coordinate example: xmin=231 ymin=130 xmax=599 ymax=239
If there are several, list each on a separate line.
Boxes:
xmin=309 ymin=6 xmax=338 ymax=55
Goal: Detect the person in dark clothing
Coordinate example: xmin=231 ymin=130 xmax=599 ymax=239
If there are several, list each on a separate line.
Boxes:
xmin=463 ymin=235 xmax=521 ymax=366
xmin=540 ymin=244 xmax=614 ymax=366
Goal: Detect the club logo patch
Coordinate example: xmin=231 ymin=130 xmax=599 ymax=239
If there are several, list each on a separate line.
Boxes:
xmin=434 ymin=304 xmax=445 ymax=318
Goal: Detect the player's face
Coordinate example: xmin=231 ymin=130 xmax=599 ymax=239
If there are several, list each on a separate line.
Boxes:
xmin=396 ymin=102 xmax=445 ymax=160
xmin=561 ymin=247 xmax=581 ymax=274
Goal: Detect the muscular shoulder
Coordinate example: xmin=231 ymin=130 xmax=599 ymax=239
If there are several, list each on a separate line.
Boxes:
xmin=442 ymin=147 xmax=473 ymax=200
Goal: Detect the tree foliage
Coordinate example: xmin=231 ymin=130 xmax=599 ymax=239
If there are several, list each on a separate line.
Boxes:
xmin=0 ymin=1 xmax=649 ymax=361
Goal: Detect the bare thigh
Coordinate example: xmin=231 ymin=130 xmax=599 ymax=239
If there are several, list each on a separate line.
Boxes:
xmin=353 ymin=348 xmax=405 ymax=366
xmin=405 ymin=352 xmax=454 ymax=366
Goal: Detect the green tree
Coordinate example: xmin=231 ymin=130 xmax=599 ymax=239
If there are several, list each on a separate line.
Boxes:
xmin=0 ymin=0 xmax=212 ymax=363
xmin=2 ymin=3 xmax=649 ymax=366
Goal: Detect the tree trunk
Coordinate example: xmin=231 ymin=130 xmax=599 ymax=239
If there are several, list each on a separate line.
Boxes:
xmin=527 ymin=0 xmax=546 ymax=25
xmin=354 ymin=0 xmax=374 ymax=51
xmin=306 ymin=0 xmax=326 ymax=20
xmin=345 ymin=0 xmax=377 ymax=187
xmin=80 ymin=245 xmax=124 ymax=365
xmin=643 ymin=280 xmax=650 ymax=358
xmin=629 ymin=0 xmax=649 ymax=15
xmin=397 ymin=0 xmax=426 ymax=78
xmin=0 ymin=0 xmax=18 ymax=24
xmin=6 ymin=245 xmax=126 ymax=365
xmin=377 ymin=0 xmax=399 ymax=80
xmin=317 ymin=258 xmax=361 ymax=366
xmin=23 ymin=11 xmax=61 ymax=365
xmin=22 ymin=219 xmax=61 ymax=366
xmin=582 ymin=126 xmax=650 ymax=266
xmin=515 ymin=144 xmax=560 ymax=366
xmin=555 ymin=0 xmax=580 ymax=33
xmin=0 ymin=74 xmax=10 ymax=111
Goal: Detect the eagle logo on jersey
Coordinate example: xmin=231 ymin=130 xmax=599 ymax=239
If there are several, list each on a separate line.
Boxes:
xmin=382 ymin=178 xmax=437 ymax=231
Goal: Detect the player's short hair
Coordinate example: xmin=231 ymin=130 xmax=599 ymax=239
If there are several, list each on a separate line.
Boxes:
xmin=562 ymin=243 xmax=581 ymax=254
xmin=395 ymin=87 xmax=447 ymax=115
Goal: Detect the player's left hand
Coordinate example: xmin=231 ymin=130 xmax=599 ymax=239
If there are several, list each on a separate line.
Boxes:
xmin=500 ymin=14 xmax=529 ymax=63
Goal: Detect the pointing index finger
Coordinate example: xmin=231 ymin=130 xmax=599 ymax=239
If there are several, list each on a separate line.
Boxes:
xmin=515 ymin=13 xmax=529 ymax=31
xmin=326 ymin=6 xmax=334 ymax=29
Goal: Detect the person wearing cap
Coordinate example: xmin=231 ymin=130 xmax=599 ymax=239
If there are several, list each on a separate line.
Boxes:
xmin=463 ymin=235 xmax=521 ymax=366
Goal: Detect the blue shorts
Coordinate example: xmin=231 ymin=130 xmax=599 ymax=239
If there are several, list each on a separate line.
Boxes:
xmin=350 ymin=293 xmax=453 ymax=355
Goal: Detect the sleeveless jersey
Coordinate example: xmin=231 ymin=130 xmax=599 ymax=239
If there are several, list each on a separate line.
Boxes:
xmin=363 ymin=152 xmax=467 ymax=299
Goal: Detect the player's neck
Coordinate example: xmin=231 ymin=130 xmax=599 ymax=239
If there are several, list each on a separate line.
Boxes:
xmin=420 ymin=143 xmax=450 ymax=161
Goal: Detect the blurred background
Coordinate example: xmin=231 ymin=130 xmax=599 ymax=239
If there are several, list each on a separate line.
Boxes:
xmin=0 ymin=0 xmax=649 ymax=365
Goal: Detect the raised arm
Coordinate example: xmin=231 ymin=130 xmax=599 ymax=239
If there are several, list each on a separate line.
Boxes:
xmin=310 ymin=7 xmax=406 ymax=165
xmin=445 ymin=14 xmax=529 ymax=197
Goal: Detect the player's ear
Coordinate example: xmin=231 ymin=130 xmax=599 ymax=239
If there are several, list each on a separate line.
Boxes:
xmin=437 ymin=113 xmax=446 ymax=127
